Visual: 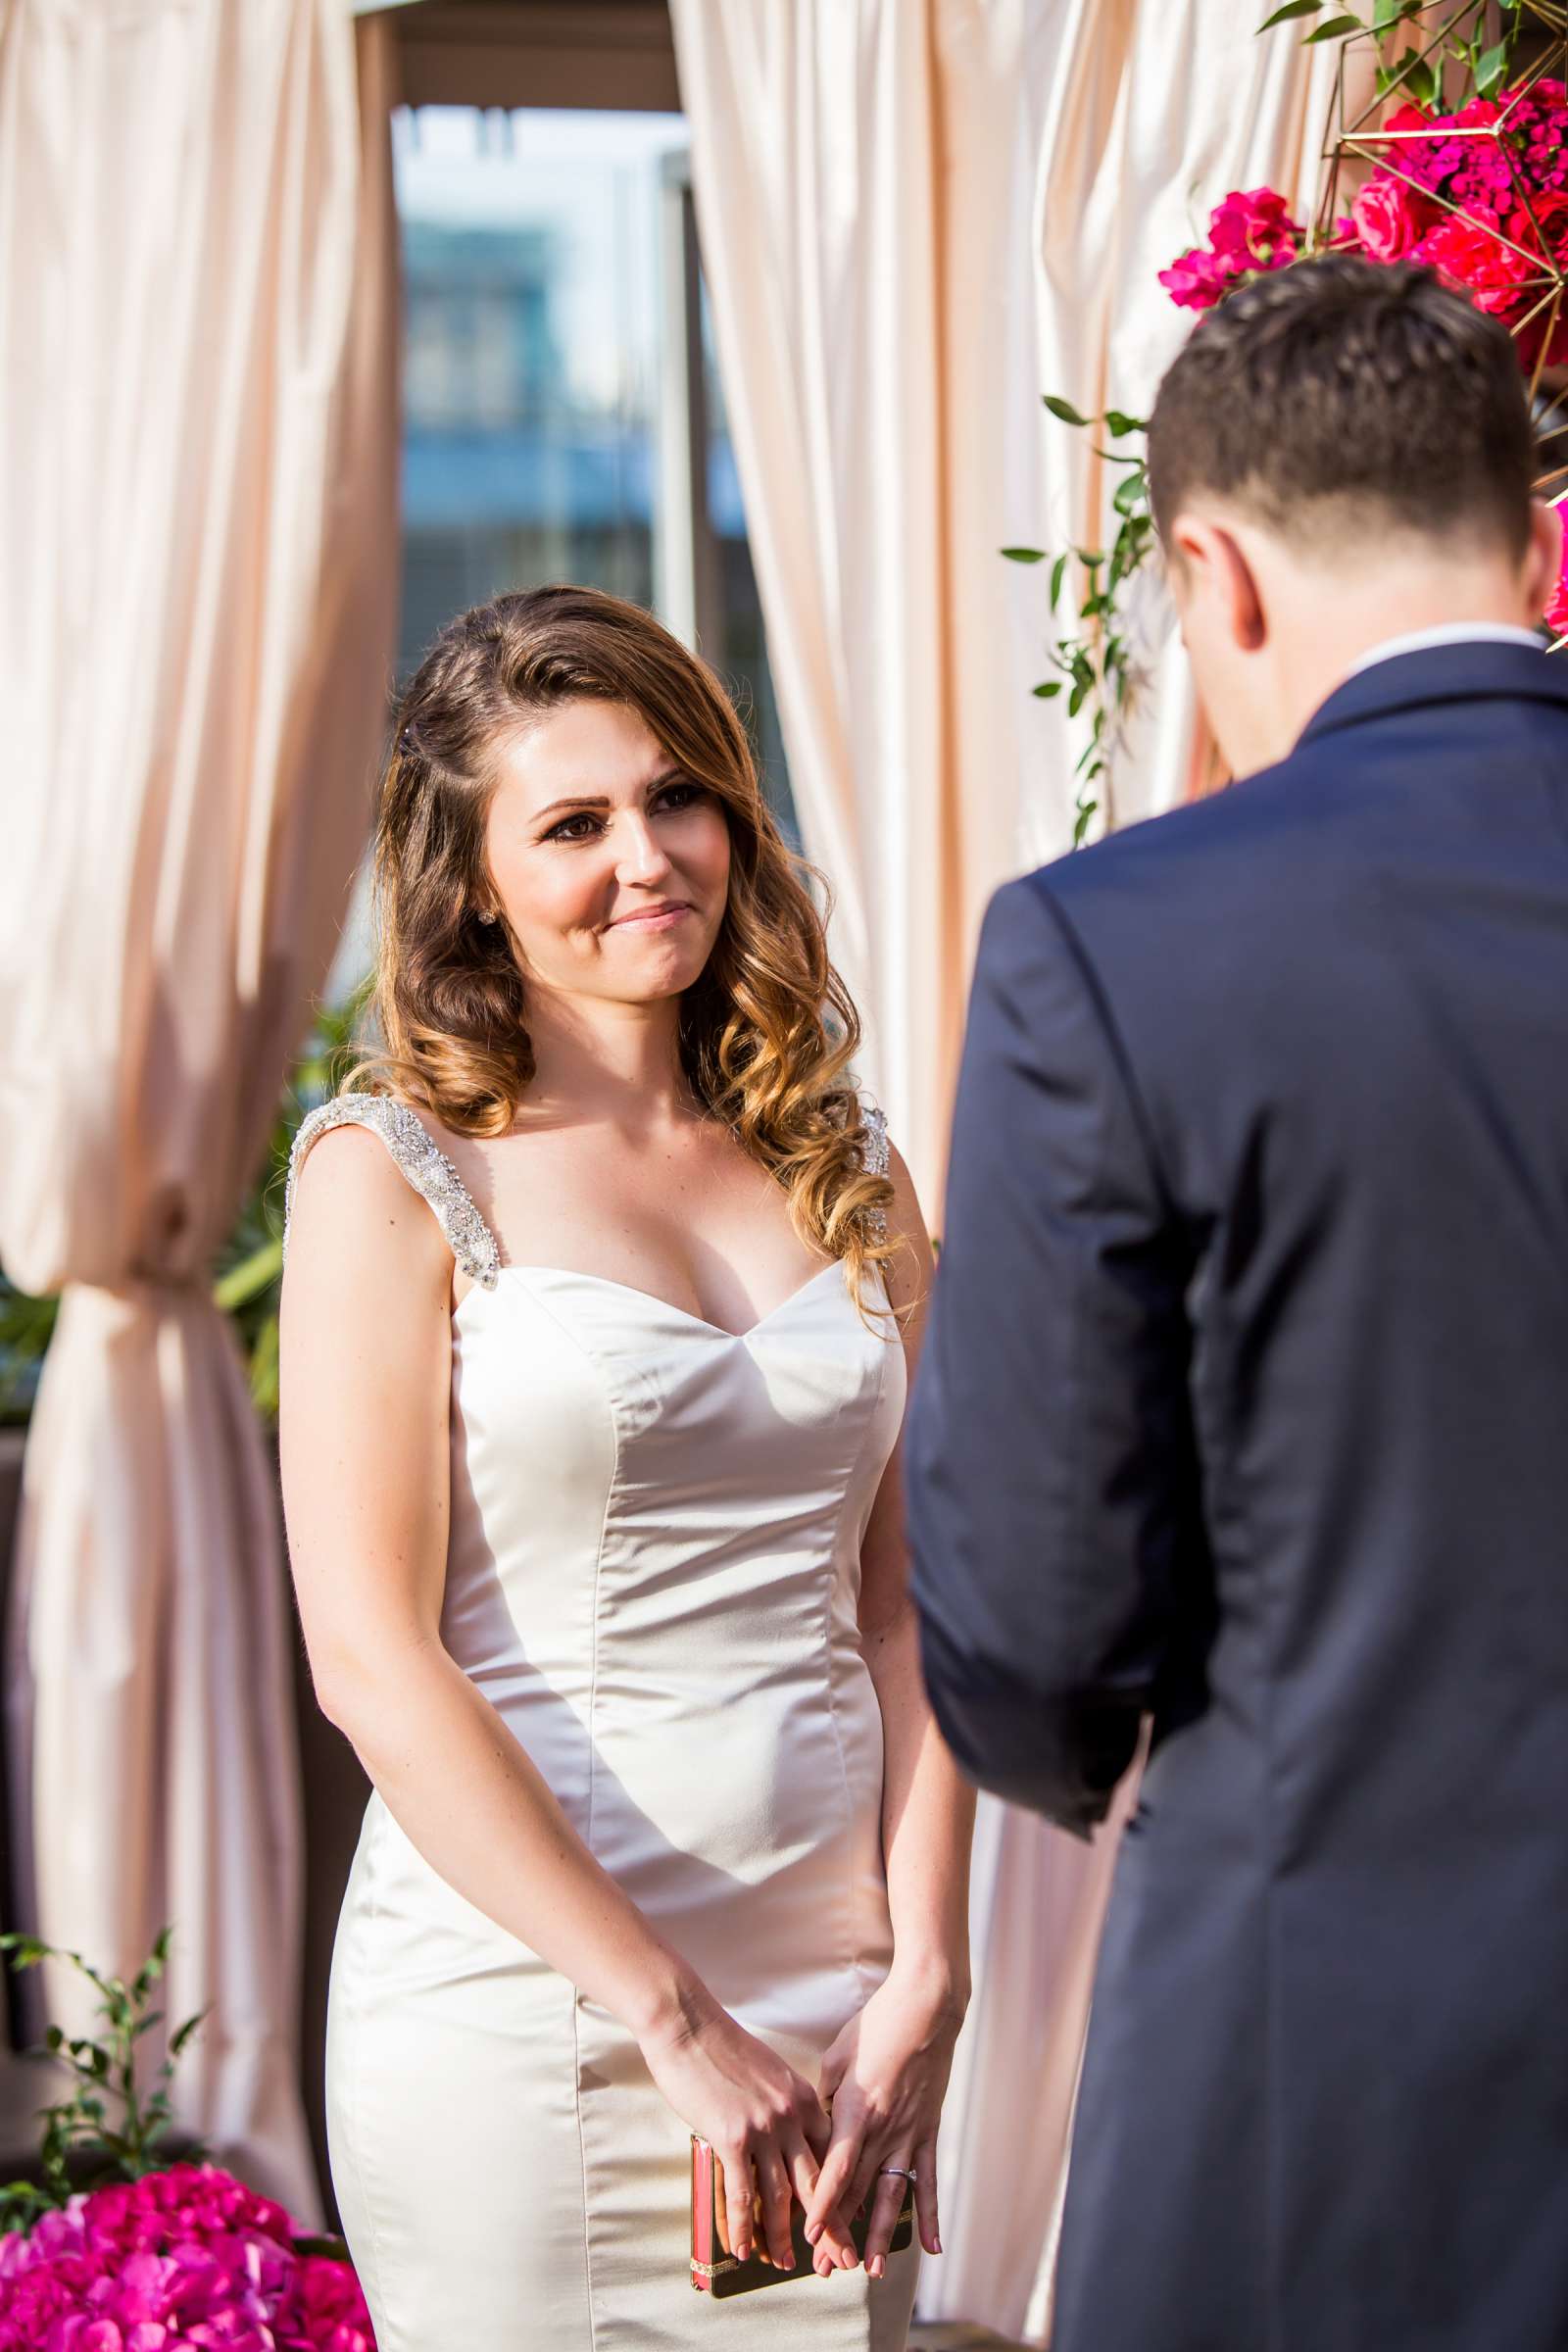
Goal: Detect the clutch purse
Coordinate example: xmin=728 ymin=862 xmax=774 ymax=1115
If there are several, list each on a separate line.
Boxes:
xmin=690 ymin=2133 xmax=914 ymax=2298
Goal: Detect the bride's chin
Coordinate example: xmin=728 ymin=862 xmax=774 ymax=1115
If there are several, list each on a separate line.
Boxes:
xmin=602 ymin=949 xmax=714 ymax=1003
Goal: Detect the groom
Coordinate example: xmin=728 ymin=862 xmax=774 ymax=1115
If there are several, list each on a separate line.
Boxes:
xmin=906 ymin=255 xmax=1568 ymax=2351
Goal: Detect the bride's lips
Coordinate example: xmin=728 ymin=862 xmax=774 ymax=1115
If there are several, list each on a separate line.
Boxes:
xmin=608 ymin=903 xmax=694 ymax=931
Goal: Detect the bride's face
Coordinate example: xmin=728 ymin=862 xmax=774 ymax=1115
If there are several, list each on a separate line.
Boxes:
xmin=481 ymin=696 xmax=732 ymax=1006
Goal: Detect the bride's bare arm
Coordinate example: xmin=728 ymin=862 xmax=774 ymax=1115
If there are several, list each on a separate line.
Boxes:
xmin=861 ymin=1147 xmax=977 ymax=2003
xmin=803 ymin=1143 xmax=975 ymax=2272
xmin=279 ymin=1124 xmax=855 ymax=2272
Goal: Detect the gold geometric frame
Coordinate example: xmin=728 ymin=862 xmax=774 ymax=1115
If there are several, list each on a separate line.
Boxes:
xmin=1309 ymin=1 xmax=1568 ymax=498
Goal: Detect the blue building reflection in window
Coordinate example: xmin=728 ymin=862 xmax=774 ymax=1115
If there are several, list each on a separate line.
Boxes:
xmin=395 ymin=106 xmax=796 ymax=844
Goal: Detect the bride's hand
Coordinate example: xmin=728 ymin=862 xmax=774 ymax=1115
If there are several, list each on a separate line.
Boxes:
xmin=802 ymin=1966 xmax=963 ymax=2277
xmin=638 ymin=1984 xmax=859 ymax=2273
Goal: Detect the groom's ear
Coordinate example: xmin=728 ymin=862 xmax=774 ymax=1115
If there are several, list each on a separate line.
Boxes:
xmin=1168 ymin=511 xmax=1267 ymax=656
xmin=1523 ymin=496 xmax=1563 ymax=621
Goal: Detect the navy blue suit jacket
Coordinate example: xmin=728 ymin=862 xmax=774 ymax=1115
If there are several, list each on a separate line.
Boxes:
xmin=906 ymin=642 xmax=1568 ymax=2351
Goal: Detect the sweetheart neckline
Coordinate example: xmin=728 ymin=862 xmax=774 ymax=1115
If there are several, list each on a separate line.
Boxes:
xmin=451 ymin=1255 xmax=864 ymax=1345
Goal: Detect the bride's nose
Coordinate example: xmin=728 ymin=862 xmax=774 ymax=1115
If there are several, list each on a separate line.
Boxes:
xmin=613 ymin=812 xmax=674 ymax=886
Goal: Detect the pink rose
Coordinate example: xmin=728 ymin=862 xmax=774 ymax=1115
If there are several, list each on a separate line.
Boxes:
xmin=1508 ymin=186 xmax=1568 ymax=261
xmin=1157 ymin=244 xmax=1235 ymax=312
xmin=1159 ymin=186 xmax=1301 ymax=313
xmin=1411 ymin=213 xmax=1536 ymax=318
xmin=1350 ymin=173 xmax=1433 ymax=261
xmin=1207 ymin=187 xmax=1300 ymax=270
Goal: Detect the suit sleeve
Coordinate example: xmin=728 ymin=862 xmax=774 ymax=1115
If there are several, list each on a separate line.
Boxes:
xmin=906 ymin=871 xmax=1200 ymax=1838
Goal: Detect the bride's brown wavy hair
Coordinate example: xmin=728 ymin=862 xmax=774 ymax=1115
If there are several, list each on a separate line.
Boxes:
xmin=348 ymin=585 xmax=896 ymax=1303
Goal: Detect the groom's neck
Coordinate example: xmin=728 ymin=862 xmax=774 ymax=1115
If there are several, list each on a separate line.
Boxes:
xmin=1246 ymin=555 xmax=1543 ymax=773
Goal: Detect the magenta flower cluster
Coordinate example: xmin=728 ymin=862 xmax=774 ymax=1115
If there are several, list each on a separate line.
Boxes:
xmin=1157 ymin=188 xmax=1303 ymax=311
xmin=0 ymin=2165 xmax=374 ymax=2352
xmin=1159 ymin=80 xmax=1568 ymax=367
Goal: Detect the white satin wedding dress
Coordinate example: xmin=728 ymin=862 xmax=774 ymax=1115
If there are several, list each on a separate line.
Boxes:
xmin=283 ymin=1092 xmax=920 ymax=2351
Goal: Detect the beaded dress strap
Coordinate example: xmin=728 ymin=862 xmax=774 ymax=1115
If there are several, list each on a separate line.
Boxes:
xmin=855 ymin=1088 xmax=891 ymax=1243
xmin=283 ymin=1095 xmax=502 ymax=1291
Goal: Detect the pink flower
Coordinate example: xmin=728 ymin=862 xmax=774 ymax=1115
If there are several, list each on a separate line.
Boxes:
xmin=0 ymin=2168 xmax=373 ymax=2352
xmin=1207 ymin=186 xmax=1301 ymax=268
xmin=1411 ymin=212 xmax=1538 ymax=318
xmin=1545 ymin=503 xmax=1568 ymax=639
xmin=1159 ymin=186 xmax=1302 ymax=312
xmin=1157 ymin=244 xmax=1236 ymax=312
xmin=1350 ymin=172 xmax=1436 ymax=261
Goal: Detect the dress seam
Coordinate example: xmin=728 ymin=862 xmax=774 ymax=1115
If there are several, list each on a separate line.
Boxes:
xmin=568 ymin=1292 xmax=625 ymax=2352
xmin=823 ymin=1318 xmax=895 ymax=2006
xmin=337 ymin=1828 xmax=396 ymax=2345
xmin=462 ymin=1272 xmax=624 ymax=2350
xmin=570 ymin=1991 xmax=603 ymax=2352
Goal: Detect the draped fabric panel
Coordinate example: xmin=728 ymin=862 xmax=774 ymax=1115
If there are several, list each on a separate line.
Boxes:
xmin=674 ymin=4 xmax=1368 ymax=2338
xmin=1017 ymin=2 xmax=1363 ymax=851
xmin=0 ymin=0 xmax=401 ymax=2216
xmin=667 ymin=0 xmax=1029 ymax=1216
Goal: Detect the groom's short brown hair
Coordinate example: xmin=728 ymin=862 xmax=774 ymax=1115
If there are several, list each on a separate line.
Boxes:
xmin=1147 ymin=254 xmax=1538 ymax=562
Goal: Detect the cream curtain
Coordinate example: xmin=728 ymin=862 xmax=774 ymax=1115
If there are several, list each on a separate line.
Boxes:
xmin=0 ymin=0 xmax=400 ymax=2216
xmin=667 ymin=0 xmax=1030 ymax=1216
xmin=931 ymin=15 xmax=1370 ymax=2340
xmin=1016 ymin=2 xmax=1362 ymax=851
xmin=672 ymin=3 xmax=1365 ymax=2340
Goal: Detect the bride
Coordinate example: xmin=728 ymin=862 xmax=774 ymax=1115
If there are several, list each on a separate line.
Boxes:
xmin=278 ymin=584 xmax=975 ymax=2349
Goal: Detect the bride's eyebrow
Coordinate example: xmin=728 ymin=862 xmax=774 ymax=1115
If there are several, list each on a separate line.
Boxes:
xmin=531 ymin=769 xmax=689 ymax=823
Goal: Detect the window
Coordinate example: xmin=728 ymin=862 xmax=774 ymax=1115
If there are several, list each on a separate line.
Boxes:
xmin=393 ymin=105 xmax=796 ymax=842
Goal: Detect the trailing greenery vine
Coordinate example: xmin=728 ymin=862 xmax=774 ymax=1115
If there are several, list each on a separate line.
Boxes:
xmin=1004 ymin=402 xmax=1151 ymax=846
xmin=1011 ymin=0 xmax=1544 ymax=839
xmin=0 ymin=1927 xmax=204 ymax=2231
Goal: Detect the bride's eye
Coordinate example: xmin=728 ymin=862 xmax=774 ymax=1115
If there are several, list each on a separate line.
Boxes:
xmin=655 ymin=781 xmax=706 ymax=812
xmin=543 ymin=810 xmax=605 ymax=844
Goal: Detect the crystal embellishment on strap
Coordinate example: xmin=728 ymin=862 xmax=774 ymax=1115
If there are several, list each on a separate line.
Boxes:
xmin=282 ymin=1094 xmax=502 ymax=1290
xmin=855 ymin=1088 xmax=891 ymax=1244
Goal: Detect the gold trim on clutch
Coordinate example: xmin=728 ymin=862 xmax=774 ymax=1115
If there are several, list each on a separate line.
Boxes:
xmin=691 ymin=2255 xmax=742 ymax=2278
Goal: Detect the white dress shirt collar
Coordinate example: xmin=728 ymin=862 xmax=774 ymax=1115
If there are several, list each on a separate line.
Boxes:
xmin=1345 ymin=622 xmax=1544 ymax=678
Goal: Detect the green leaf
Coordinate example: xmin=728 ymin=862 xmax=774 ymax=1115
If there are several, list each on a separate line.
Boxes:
xmin=1072 ymin=800 xmax=1100 ymax=848
xmin=1371 ymin=0 xmax=1411 ymax=28
xmin=1067 ymin=679 xmax=1091 ymax=718
xmin=1112 ymin=473 xmax=1146 ymax=515
xmin=1303 ymin=14 xmax=1366 ymax=41
xmin=1258 ymin=0 xmax=1322 ymax=24
xmin=1102 ymin=410 xmax=1147 ymax=437
xmin=1000 ymin=545 xmax=1046 ymax=563
xmin=1042 ymin=394 xmax=1091 ymax=426
xmin=1405 ymin=52 xmax=1439 ymax=103
xmin=1049 ymin=552 xmax=1068 ymax=611
xmin=1474 ymin=40 xmax=1508 ymax=95
xmin=1032 ymin=681 xmax=1063 ymax=698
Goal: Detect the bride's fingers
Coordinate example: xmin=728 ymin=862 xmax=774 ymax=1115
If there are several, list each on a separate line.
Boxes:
xmin=803 ymin=2118 xmax=865 ymax=2254
xmin=717 ymin=2141 xmax=754 ymax=2261
xmin=860 ymin=2156 xmax=914 ymax=2280
xmin=755 ymin=2144 xmax=797 ymax=2272
xmin=784 ymin=2132 xmax=855 ymax=2273
xmin=713 ymin=2153 xmax=732 ymax=2258
xmin=913 ymin=2134 xmax=941 ymax=2255
xmin=845 ymin=2131 xmax=897 ymax=2233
